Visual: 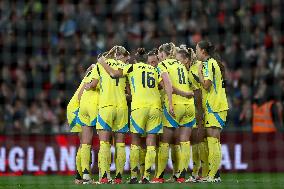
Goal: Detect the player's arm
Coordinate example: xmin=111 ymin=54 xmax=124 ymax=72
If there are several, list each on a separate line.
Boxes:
xmin=98 ymin=57 xmax=123 ymax=78
xmin=85 ymin=64 xmax=96 ymax=75
xmin=172 ymin=86 xmax=194 ymax=98
xmin=125 ymin=81 xmax=132 ymax=102
xmin=85 ymin=79 xmax=99 ymax=90
xmin=160 ymin=72 xmax=175 ymax=117
xmin=193 ymin=89 xmax=204 ymax=129
xmin=198 ymin=63 xmax=212 ymax=91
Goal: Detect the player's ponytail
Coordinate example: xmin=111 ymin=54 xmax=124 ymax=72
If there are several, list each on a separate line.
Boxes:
xmin=135 ymin=48 xmax=147 ymax=62
xmin=177 ymin=45 xmax=196 ymax=64
xmin=198 ymin=40 xmax=225 ymax=79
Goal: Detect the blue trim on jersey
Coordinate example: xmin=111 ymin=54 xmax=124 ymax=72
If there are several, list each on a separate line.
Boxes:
xmin=131 ymin=117 xmax=144 ymax=134
xmin=90 ymin=117 xmax=97 ymax=127
xmin=77 ymin=117 xmax=87 ymax=126
xmin=182 ymin=118 xmax=196 ymax=128
xmin=206 ymin=102 xmax=225 ymax=127
xmin=163 ymin=106 xmax=179 ymax=128
xmin=148 ymin=123 xmax=163 ymax=134
xmin=117 ymin=123 xmax=129 ymax=133
xmin=204 ymin=61 xmax=209 ymax=77
xmin=131 ymin=76 xmax=136 ymax=93
xmin=98 ymin=114 xmax=112 ymax=131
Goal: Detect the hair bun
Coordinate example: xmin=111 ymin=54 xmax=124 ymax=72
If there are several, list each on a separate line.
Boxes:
xmin=137 ymin=48 xmax=146 ymax=55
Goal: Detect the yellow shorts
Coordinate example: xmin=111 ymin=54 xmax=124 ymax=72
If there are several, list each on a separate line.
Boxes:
xmin=162 ymin=104 xmax=196 ymax=128
xmin=67 ymin=100 xmax=82 ymax=133
xmin=204 ymin=103 xmax=227 ymax=128
xmin=97 ymin=106 xmax=129 ymax=133
xmin=78 ymin=90 xmax=99 ymax=127
xmin=130 ymin=107 xmax=162 ymax=134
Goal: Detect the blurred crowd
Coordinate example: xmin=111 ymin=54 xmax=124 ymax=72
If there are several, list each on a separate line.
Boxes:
xmin=0 ymin=0 xmax=283 ymax=134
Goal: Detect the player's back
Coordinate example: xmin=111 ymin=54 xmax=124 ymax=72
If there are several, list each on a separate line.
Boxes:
xmin=158 ymin=58 xmax=193 ymax=106
xmin=127 ymin=62 xmax=161 ymax=109
xmin=96 ymin=59 xmax=127 ymax=108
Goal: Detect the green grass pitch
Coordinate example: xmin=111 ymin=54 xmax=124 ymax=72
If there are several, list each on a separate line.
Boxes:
xmin=0 ymin=173 xmax=284 ymax=189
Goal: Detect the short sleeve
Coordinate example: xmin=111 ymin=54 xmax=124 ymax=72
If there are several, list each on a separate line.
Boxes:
xmin=203 ymin=60 xmax=213 ymax=82
xmin=86 ymin=64 xmax=100 ymax=82
xmin=122 ymin=64 xmax=133 ymax=76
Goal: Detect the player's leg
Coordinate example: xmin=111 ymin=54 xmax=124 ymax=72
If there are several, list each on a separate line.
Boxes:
xmin=128 ymin=108 xmax=146 ymax=183
xmin=176 ymin=126 xmax=192 ymax=182
xmin=139 ymin=138 xmax=146 ymax=178
xmin=153 ymin=105 xmax=179 ymax=183
xmin=198 ymin=127 xmax=209 ymax=178
xmin=190 ymin=128 xmax=201 ymax=180
xmin=74 ymin=132 xmax=83 ymax=184
xmin=97 ymin=107 xmax=114 ymax=183
xmin=113 ymin=107 xmax=129 ymax=184
xmin=153 ymin=127 xmax=174 ymax=182
xmin=142 ymin=107 xmax=162 ymax=184
xmin=204 ymin=110 xmax=227 ymax=182
xmin=177 ymin=104 xmax=195 ymax=182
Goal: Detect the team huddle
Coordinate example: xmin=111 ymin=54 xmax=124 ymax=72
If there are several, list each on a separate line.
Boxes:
xmin=66 ymin=41 xmax=229 ymax=184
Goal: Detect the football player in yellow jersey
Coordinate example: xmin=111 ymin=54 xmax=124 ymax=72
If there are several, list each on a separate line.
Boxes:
xmin=99 ymin=48 xmax=174 ymax=184
xmin=76 ymin=59 xmax=104 ymax=184
xmin=66 ymin=63 xmax=96 ymax=184
xmin=153 ymin=43 xmax=195 ymax=183
xmin=196 ymin=41 xmax=229 ymax=182
xmin=173 ymin=46 xmax=209 ymax=182
xmin=85 ymin=46 xmax=130 ymax=184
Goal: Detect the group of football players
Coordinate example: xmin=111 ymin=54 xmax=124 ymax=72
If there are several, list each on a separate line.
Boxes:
xmin=66 ymin=40 xmax=229 ymax=184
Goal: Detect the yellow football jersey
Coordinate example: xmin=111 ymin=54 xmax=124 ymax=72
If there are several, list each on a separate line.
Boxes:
xmin=189 ymin=60 xmax=208 ymax=109
xmin=202 ymin=58 xmax=229 ymax=112
xmin=157 ymin=58 xmax=194 ymax=107
xmin=122 ymin=62 xmax=162 ymax=109
xmin=92 ymin=59 xmax=127 ymax=108
xmin=68 ymin=67 xmax=95 ymax=105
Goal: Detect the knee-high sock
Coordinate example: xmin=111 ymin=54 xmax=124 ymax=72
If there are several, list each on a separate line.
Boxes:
xmin=98 ymin=141 xmax=110 ymax=179
xmin=144 ymin=146 xmax=156 ymax=179
xmin=191 ymin=144 xmax=200 ymax=177
xmin=130 ymin=144 xmax=140 ymax=178
xmin=156 ymin=142 xmax=169 ymax=178
xmin=75 ymin=147 xmax=82 ymax=178
xmin=178 ymin=141 xmax=190 ymax=178
xmin=139 ymin=148 xmax=146 ymax=177
xmin=171 ymin=144 xmax=181 ymax=175
xmin=81 ymin=144 xmax=91 ymax=176
xmin=115 ymin=143 xmax=126 ymax=177
xmin=207 ymin=137 xmax=221 ymax=178
xmin=199 ymin=140 xmax=209 ymax=177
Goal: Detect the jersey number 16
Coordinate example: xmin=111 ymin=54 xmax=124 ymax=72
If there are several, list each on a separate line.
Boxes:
xmin=142 ymin=71 xmax=155 ymax=88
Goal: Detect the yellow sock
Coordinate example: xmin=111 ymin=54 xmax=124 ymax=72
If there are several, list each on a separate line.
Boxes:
xmin=107 ymin=142 xmax=111 ymax=178
xmin=75 ymin=147 xmax=82 ymax=178
xmin=178 ymin=141 xmax=190 ymax=178
xmin=207 ymin=137 xmax=221 ymax=178
xmin=81 ymin=144 xmax=91 ymax=175
xmin=199 ymin=140 xmax=209 ymax=177
xmin=115 ymin=143 xmax=126 ymax=177
xmin=99 ymin=141 xmax=110 ymax=178
xmin=171 ymin=144 xmax=181 ymax=175
xmin=139 ymin=148 xmax=146 ymax=177
xmin=130 ymin=144 xmax=140 ymax=178
xmin=192 ymin=144 xmax=200 ymax=177
xmin=144 ymin=146 xmax=156 ymax=179
xmin=156 ymin=142 xmax=169 ymax=178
